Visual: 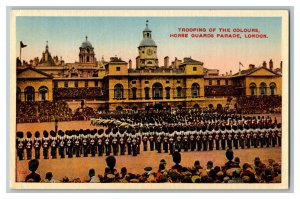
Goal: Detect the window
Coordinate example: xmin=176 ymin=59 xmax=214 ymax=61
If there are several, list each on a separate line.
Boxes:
xmin=64 ymin=81 xmax=68 ymax=88
xmin=142 ymin=51 xmax=144 ymax=54
xmin=177 ymin=87 xmax=182 ymax=97
xmin=225 ymin=80 xmax=228 ymax=86
xmin=17 ymin=87 xmax=21 ymax=102
xmin=38 ymin=86 xmax=48 ymax=101
xmin=85 ymin=81 xmax=89 ymax=87
xmin=132 ymin=80 xmax=136 ymax=84
xmin=259 ymin=82 xmax=267 ymax=95
xmin=249 ymin=83 xmax=256 ymax=96
xmin=54 ymin=82 xmax=58 ymax=88
xmin=24 ymin=86 xmax=35 ymax=101
xmin=114 ymin=84 xmax=124 ymax=100
xmin=144 ymin=87 xmax=150 ymax=100
xmin=209 ymin=80 xmax=212 ymax=86
xmin=177 ymin=80 xmax=181 ymax=84
xmin=74 ymin=81 xmax=78 ymax=88
xmin=94 ymin=81 xmax=98 ymax=87
xmin=166 ymin=87 xmax=171 ymax=99
xmin=270 ymin=83 xmax=276 ymax=95
xmin=116 ymin=67 xmax=121 ymax=71
xmin=152 ymin=83 xmax=163 ymax=99
xmin=193 ymin=67 xmax=197 ymax=71
xmin=166 ymin=80 xmax=169 ymax=83
xmin=145 ymin=80 xmax=149 ymax=84
xmin=132 ymin=88 xmax=137 ymax=99
xmin=191 ymin=83 xmax=200 ymax=98
xmin=217 ymin=80 xmax=220 ymax=86
xmin=87 ymin=56 xmax=90 ymax=62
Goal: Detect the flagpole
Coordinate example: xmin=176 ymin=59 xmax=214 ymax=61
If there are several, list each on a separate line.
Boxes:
xmin=20 ymin=42 xmax=22 ymax=66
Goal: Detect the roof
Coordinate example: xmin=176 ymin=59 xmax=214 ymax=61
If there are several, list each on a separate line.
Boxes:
xmin=180 ymin=57 xmax=203 ymax=65
xmin=17 ymin=66 xmax=53 ymax=78
xmin=232 ymin=66 xmax=281 ymax=77
xmin=143 ymin=27 xmax=152 ymax=32
xmin=139 ymin=38 xmax=157 ymax=47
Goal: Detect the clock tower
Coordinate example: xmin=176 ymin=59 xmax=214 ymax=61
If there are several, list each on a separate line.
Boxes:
xmin=137 ymin=20 xmax=158 ymax=69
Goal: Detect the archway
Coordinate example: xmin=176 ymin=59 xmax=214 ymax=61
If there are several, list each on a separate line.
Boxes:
xmin=217 ymin=104 xmax=223 ymax=110
xmin=152 ymin=83 xmax=163 ymax=99
xmin=269 ymin=82 xmax=277 ymax=95
xmin=24 ymin=86 xmax=35 ymax=101
xmin=193 ymin=104 xmax=200 ymax=109
xmin=259 ymin=82 xmax=267 ymax=95
xmin=249 ymin=83 xmax=256 ymax=96
xmin=114 ymin=84 xmax=124 ymax=99
xmin=191 ymin=83 xmax=200 ymax=98
xmin=208 ymin=104 xmax=214 ymax=109
xmin=116 ymin=106 xmax=123 ymax=112
xmin=38 ymin=86 xmax=48 ymax=101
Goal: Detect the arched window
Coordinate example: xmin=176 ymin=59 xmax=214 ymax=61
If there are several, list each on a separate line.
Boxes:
xmin=191 ymin=83 xmax=200 ymax=98
xmin=176 ymin=87 xmax=182 ymax=98
xmin=114 ymin=84 xmax=123 ymax=100
xmin=152 ymin=83 xmax=163 ymax=99
xmin=38 ymin=86 xmax=48 ymax=101
xmin=116 ymin=106 xmax=123 ymax=112
xmin=249 ymin=83 xmax=256 ymax=96
xmin=193 ymin=104 xmax=200 ymax=109
xmin=270 ymin=83 xmax=276 ymax=95
xmin=24 ymin=86 xmax=35 ymax=101
xmin=17 ymin=87 xmax=21 ymax=102
xmin=165 ymin=87 xmax=171 ymax=99
xmin=144 ymin=87 xmax=150 ymax=100
xmin=259 ymin=82 xmax=267 ymax=95
xmin=86 ymin=56 xmax=90 ymax=62
xmin=131 ymin=87 xmax=137 ymax=99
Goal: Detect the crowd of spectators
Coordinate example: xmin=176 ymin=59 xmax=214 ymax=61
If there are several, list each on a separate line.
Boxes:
xmin=237 ymin=96 xmax=282 ymax=114
xmin=53 ymin=88 xmax=103 ymax=100
xmin=17 ymin=101 xmax=75 ymax=123
xmin=24 ymin=149 xmax=281 ymax=183
xmin=204 ymin=86 xmax=241 ymax=97
xmin=73 ymin=106 xmax=98 ymax=121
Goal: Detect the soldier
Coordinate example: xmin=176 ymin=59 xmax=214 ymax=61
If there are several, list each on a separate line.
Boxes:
xmin=16 ymin=131 xmax=25 ymax=160
xmin=182 ymin=128 xmax=189 ymax=152
xmin=25 ymin=131 xmax=33 ymax=160
xmin=202 ymin=131 xmax=208 ymax=151
xmin=82 ymin=131 xmax=89 ymax=157
xmin=132 ymin=131 xmax=138 ymax=156
xmin=245 ymin=129 xmax=251 ymax=149
xmin=208 ymin=131 xmax=214 ymax=151
xmin=214 ymin=129 xmax=220 ymax=150
xmin=239 ymin=130 xmax=245 ymax=149
xmin=33 ymin=131 xmax=41 ymax=159
xmin=271 ymin=129 xmax=277 ymax=147
xmin=196 ymin=127 xmax=202 ymax=151
xmin=253 ymin=130 xmax=258 ymax=148
xmin=66 ymin=131 xmax=73 ymax=158
xmin=163 ymin=131 xmax=169 ymax=153
xmin=119 ymin=129 xmax=126 ymax=155
xmin=58 ymin=131 xmax=66 ymax=158
xmin=156 ymin=129 xmax=162 ymax=153
xmin=277 ymin=127 xmax=282 ymax=147
xmin=175 ymin=127 xmax=182 ymax=152
xmin=227 ymin=131 xmax=233 ymax=150
xmin=42 ymin=131 xmax=50 ymax=159
xmin=112 ymin=128 xmax=119 ymax=156
xmin=97 ymin=129 xmax=104 ymax=156
xmin=74 ymin=131 xmax=81 ymax=157
xmin=149 ymin=127 xmax=155 ymax=151
xmin=126 ymin=128 xmax=132 ymax=155
xmin=233 ymin=132 xmax=239 ymax=150
xmin=265 ymin=129 xmax=270 ymax=148
xmin=190 ymin=127 xmax=196 ymax=151
xmin=259 ymin=129 xmax=265 ymax=148
xmin=104 ymin=128 xmax=111 ymax=156
xmin=168 ymin=130 xmax=175 ymax=155
xmin=89 ymin=130 xmax=96 ymax=157
xmin=142 ymin=127 xmax=149 ymax=151
xmin=50 ymin=131 xmax=57 ymax=159
xmin=221 ymin=129 xmax=226 ymax=150
xmin=136 ymin=128 xmax=141 ymax=154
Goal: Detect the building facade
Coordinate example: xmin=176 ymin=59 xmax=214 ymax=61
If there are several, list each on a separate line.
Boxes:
xmin=16 ymin=21 xmax=282 ymax=112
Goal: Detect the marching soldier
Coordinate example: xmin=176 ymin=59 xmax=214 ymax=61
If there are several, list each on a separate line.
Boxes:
xmin=112 ymin=128 xmax=119 ymax=156
xmin=16 ymin=131 xmax=25 ymax=160
xmin=190 ymin=128 xmax=196 ymax=151
xmin=221 ymin=130 xmax=226 ymax=150
xmin=142 ymin=128 xmax=149 ymax=151
xmin=168 ymin=130 xmax=175 ymax=154
xmin=33 ymin=131 xmax=41 ymax=159
xmin=126 ymin=129 xmax=132 ymax=155
xmin=66 ymin=131 xmax=73 ymax=158
xmin=58 ymin=131 xmax=66 ymax=158
xmin=42 ymin=131 xmax=50 ymax=159
xmin=156 ymin=130 xmax=162 ymax=153
xmin=163 ymin=132 xmax=169 ymax=153
xmin=271 ymin=129 xmax=277 ymax=147
xmin=277 ymin=128 xmax=282 ymax=147
xmin=25 ymin=131 xmax=33 ymax=160
xmin=182 ymin=129 xmax=189 ymax=152
xmin=149 ymin=128 xmax=155 ymax=151
xmin=246 ymin=130 xmax=251 ymax=149
xmin=208 ymin=132 xmax=214 ymax=151
xmin=136 ymin=129 xmax=141 ymax=154
xmin=89 ymin=130 xmax=96 ymax=157
xmin=50 ymin=131 xmax=58 ymax=159
xmin=74 ymin=132 xmax=81 ymax=157
xmin=82 ymin=131 xmax=89 ymax=157
xmin=202 ymin=131 xmax=208 ymax=151
xmin=227 ymin=131 xmax=233 ymax=150
xmin=175 ymin=128 xmax=182 ymax=152
xmin=253 ymin=130 xmax=258 ymax=148
xmin=239 ymin=131 xmax=245 ymax=149
xmin=97 ymin=129 xmax=104 ymax=156
xmin=214 ymin=130 xmax=220 ymax=150
xmin=196 ymin=127 xmax=202 ymax=151
xmin=233 ymin=132 xmax=239 ymax=150
xmin=265 ymin=129 xmax=270 ymax=148
xmin=104 ymin=129 xmax=111 ymax=156
xmin=132 ymin=131 xmax=138 ymax=156
xmin=119 ymin=129 xmax=126 ymax=155
xmin=259 ymin=130 xmax=265 ymax=148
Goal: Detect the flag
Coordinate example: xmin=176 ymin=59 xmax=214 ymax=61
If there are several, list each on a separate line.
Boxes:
xmin=20 ymin=41 xmax=27 ymax=48
xmin=239 ymin=62 xmax=244 ymax=67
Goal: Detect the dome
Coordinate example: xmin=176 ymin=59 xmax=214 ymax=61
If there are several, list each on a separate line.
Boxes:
xmin=81 ymin=40 xmax=93 ymax=48
xmin=139 ymin=38 xmax=157 ymax=47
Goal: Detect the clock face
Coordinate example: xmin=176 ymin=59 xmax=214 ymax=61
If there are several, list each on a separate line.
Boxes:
xmin=146 ymin=49 xmax=153 ymax=55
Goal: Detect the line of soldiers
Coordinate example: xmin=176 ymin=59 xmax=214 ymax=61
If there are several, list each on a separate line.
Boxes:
xmin=16 ymin=122 xmax=282 ymax=161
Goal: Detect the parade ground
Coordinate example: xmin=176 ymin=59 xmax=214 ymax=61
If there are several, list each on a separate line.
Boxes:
xmin=15 ymin=117 xmax=282 ymax=182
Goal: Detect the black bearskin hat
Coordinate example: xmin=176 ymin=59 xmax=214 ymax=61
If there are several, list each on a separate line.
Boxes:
xmin=50 ymin=130 xmax=56 ymax=137
xmin=26 ymin=131 xmax=32 ymax=138
xmin=43 ymin=131 xmax=49 ymax=138
xmin=34 ymin=131 xmax=40 ymax=138
xmin=16 ymin=131 xmax=24 ymax=138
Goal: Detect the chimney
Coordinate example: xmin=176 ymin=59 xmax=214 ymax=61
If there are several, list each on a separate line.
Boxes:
xmin=226 ymin=72 xmax=228 ymax=76
xmin=262 ymin=61 xmax=267 ymax=68
xmin=280 ymin=61 xmax=282 ymax=71
xmin=164 ymin=56 xmax=169 ymax=68
xmin=249 ymin=64 xmax=255 ymax=69
xmin=174 ymin=57 xmax=178 ymax=69
xmin=269 ymin=59 xmax=273 ymax=70
xmin=129 ymin=59 xmax=132 ymax=69
xmin=136 ymin=56 xmax=140 ymax=69
xmin=230 ymin=70 xmax=232 ymax=76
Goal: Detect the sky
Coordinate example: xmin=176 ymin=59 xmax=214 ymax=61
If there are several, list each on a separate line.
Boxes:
xmin=16 ymin=16 xmax=282 ymax=74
